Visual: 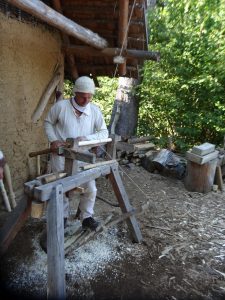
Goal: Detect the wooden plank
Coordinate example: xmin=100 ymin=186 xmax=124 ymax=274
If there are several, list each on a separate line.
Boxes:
xmin=81 ymin=160 xmax=117 ymax=171
xmin=33 ymin=165 xmax=114 ymax=201
xmin=127 ymin=136 xmax=154 ymax=144
xmin=108 ymin=165 xmax=142 ymax=243
xmin=0 ymin=197 xmax=31 ymax=255
xmin=186 ymin=150 xmax=219 ymax=165
xmin=47 ymin=184 xmax=65 ymax=299
xmin=8 ymin=0 xmax=108 ymax=49
xmin=116 ymin=142 xmax=135 ymax=152
xmin=78 ymin=138 xmax=112 ymax=147
xmin=134 ymin=143 xmax=155 ymax=151
xmin=192 ymin=143 xmax=215 ymax=156
xmin=106 ymin=134 xmax=121 ymax=160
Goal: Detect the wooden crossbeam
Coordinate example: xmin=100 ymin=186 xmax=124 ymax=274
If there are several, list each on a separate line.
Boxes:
xmin=8 ymin=0 xmax=108 ymax=49
xmin=24 ymin=163 xmax=117 ymax=201
xmin=62 ymin=46 xmax=160 ymax=61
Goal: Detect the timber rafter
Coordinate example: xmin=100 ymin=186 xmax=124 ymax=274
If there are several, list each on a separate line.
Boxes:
xmin=7 ymin=0 xmax=158 ymax=79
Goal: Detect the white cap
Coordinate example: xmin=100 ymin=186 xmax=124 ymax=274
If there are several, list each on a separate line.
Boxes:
xmin=0 ymin=151 xmax=3 ymax=160
xmin=73 ymin=76 xmax=95 ymax=94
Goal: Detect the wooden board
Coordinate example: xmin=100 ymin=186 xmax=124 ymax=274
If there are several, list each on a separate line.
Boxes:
xmin=186 ymin=150 xmax=219 ymax=165
xmin=134 ymin=143 xmax=155 ymax=151
xmin=192 ymin=143 xmax=215 ymax=156
xmin=0 ymin=197 xmax=31 ymax=255
xmin=24 ymin=163 xmax=116 ymax=202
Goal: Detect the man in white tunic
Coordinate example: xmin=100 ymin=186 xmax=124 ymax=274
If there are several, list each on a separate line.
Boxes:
xmin=44 ymin=76 xmax=108 ymax=231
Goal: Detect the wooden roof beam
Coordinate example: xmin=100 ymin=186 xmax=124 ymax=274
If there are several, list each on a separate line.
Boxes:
xmin=118 ymin=0 xmax=129 ymax=76
xmin=8 ymin=0 xmax=108 ymax=49
xmin=62 ymin=46 xmax=160 ymax=62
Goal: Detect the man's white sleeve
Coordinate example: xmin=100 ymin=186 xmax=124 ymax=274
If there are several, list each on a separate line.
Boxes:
xmin=44 ymin=104 xmax=59 ymax=142
xmin=86 ymin=110 xmax=108 ymax=140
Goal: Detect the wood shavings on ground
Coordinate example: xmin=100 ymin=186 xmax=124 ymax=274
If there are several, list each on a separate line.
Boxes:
xmin=1 ymin=165 xmax=225 ymax=299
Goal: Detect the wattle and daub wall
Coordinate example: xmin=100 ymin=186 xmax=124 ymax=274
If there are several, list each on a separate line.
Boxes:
xmin=0 ymin=10 xmax=62 ymax=198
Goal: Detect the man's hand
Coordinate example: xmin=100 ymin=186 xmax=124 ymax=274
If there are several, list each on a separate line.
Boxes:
xmin=74 ymin=136 xmax=87 ymax=142
xmin=50 ymin=140 xmax=67 ymax=153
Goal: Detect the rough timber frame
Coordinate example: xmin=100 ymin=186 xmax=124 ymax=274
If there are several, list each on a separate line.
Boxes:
xmin=23 ymin=160 xmax=142 ymax=299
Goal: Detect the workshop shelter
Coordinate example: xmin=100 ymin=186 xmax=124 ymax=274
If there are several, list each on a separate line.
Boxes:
xmin=0 ymin=0 xmax=153 ymax=198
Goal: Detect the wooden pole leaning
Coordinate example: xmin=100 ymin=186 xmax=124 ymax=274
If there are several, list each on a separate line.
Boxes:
xmin=108 ymin=164 xmax=142 ymax=243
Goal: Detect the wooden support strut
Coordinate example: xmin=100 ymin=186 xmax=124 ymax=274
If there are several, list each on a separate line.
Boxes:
xmin=62 ymin=46 xmax=160 ymax=62
xmin=8 ymin=0 xmax=108 ymax=49
xmin=52 ymin=0 xmax=78 ymax=80
xmin=118 ymin=0 xmax=129 ymax=75
xmin=108 ymin=165 xmax=142 ymax=243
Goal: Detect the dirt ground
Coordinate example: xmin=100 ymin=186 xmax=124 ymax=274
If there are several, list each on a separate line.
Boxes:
xmin=0 ymin=165 xmax=225 ymax=300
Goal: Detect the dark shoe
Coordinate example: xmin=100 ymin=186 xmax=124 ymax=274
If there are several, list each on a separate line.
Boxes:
xmin=82 ymin=217 xmax=99 ymax=231
xmin=64 ymin=217 xmax=68 ymax=228
xmin=40 ymin=229 xmax=47 ymax=253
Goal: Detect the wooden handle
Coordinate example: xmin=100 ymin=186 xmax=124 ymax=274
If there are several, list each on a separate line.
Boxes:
xmin=29 ymin=148 xmax=52 ymax=157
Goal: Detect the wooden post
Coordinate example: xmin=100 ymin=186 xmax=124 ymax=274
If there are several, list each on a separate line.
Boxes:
xmin=184 ymin=158 xmax=217 ymax=193
xmin=108 ymin=165 xmax=142 ymax=243
xmin=215 ymin=165 xmax=224 ymax=191
xmin=8 ymin=0 xmax=108 ymax=49
xmin=52 ymin=0 xmax=78 ymax=80
xmin=118 ymin=0 xmax=129 ymax=76
xmin=106 ymin=134 xmax=121 ymax=160
xmin=3 ymin=163 xmax=17 ymax=208
xmin=47 ymin=184 xmax=65 ymax=299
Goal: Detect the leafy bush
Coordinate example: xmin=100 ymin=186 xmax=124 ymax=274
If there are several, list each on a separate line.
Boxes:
xmin=137 ymin=0 xmax=225 ymax=152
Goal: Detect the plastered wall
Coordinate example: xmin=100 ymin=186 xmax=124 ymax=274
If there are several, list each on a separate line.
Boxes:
xmin=0 ymin=13 xmax=63 ymax=198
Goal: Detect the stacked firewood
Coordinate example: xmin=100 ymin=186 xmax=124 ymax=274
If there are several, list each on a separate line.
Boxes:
xmin=116 ymin=136 xmax=156 ymax=167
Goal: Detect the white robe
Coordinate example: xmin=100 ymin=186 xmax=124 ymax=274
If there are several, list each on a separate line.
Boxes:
xmin=44 ymin=99 xmax=108 ymax=220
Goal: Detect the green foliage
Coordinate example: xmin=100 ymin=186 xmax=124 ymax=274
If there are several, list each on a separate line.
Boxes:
xmin=63 ymin=77 xmax=118 ymax=126
xmin=137 ymin=0 xmax=225 ymax=152
xmin=63 ymin=79 xmax=74 ymax=99
xmin=93 ymin=77 xmax=118 ymax=125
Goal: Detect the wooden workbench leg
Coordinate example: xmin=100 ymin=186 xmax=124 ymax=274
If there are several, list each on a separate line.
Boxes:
xmin=47 ymin=184 xmax=65 ymax=299
xmin=108 ymin=165 xmax=142 ymax=243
